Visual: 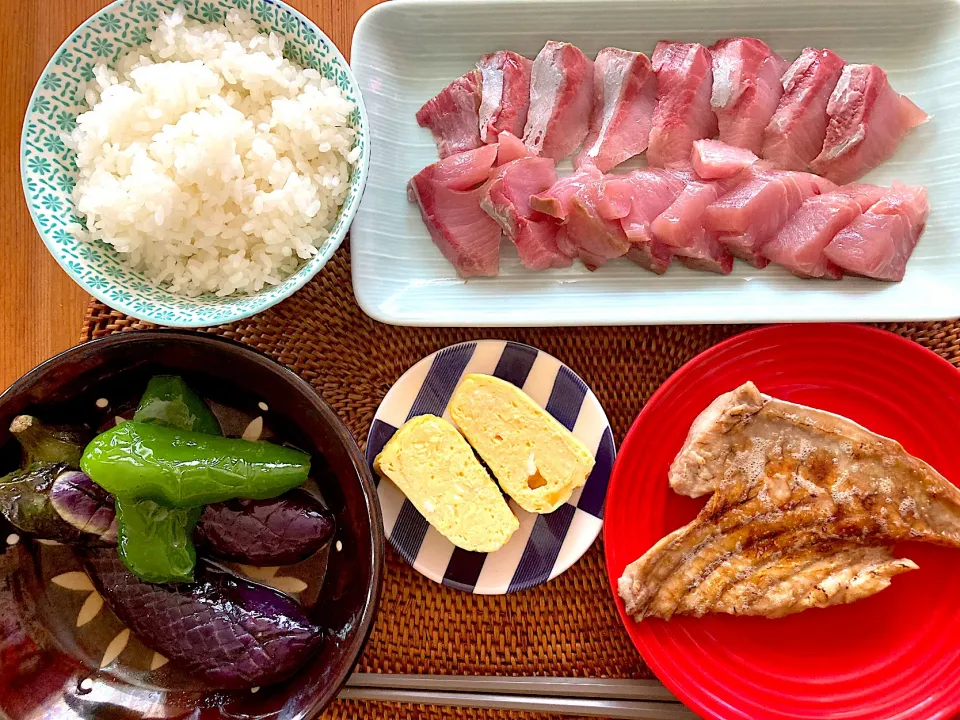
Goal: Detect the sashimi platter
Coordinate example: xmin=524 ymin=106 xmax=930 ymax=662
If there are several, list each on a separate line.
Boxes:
xmin=350 ymin=0 xmax=955 ymax=326
xmin=8 ymin=0 xmax=960 ymax=719
xmin=410 ymin=41 xmax=926 ymax=281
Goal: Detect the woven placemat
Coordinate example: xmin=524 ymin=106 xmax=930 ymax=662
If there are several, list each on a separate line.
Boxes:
xmin=80 ymin=245 xmax=960 ymax=720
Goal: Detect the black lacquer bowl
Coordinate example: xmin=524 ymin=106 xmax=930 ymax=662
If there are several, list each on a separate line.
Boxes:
xmin=0 ymin=332 xmax=384 ymax=720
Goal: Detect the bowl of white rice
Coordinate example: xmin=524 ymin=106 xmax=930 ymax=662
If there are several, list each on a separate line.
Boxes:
xmin=21 ymin=0 xmax=368 ymax=327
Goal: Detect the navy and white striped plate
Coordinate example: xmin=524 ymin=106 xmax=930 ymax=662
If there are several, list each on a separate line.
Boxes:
xmin=366 ymin=340 xmax=615 ymax=594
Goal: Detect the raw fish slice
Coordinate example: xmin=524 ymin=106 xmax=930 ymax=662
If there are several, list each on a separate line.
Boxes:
xmin=648 ymin=42 xmax=718 ymax=167
xmin=763 ymin=184 xmax=885 ymax=278
xmin=613 ymin=169 xmax=688 ymax=271
xmin=583 ymin=172 xmax=675 ymax=274
xmin=691 ymin=139 xmax=758 ymax=180
xmin=625 ymin=239 xmax=674 ymax=274
xmin=710 ymin=38 xmax=789 ymax=154
xmin=529 ymin=166 xmax=603 ymax=220
xmin=481 ymin=157 xmax=572 ymax=270
xmin=409 ymin=181 xmax=502 ymax=277
xmin=704 ymin=170 xmax=836 ymax=268
xmin=675 ymin=247 xmax=734 ymax=275
xmin=523 ymin=41 xmax=595 ymax=160
xmin=417 ymin=70 xmax=484 ymax=158
xmin=496 ymin=131 xmax=532 ymax=165
xmin=566 ymin=177 xmax=633 ymax=270
xmin=652 ymin=178 xmax=735 ymax=275
xmin=555 ymin=226 xmax=577 ymax=259
xmin=576 ymin=47 xmax=657 ymax=172
xmin=761 ymin=47 xmax=846 ymax=170
xmin=811 ymin=65 xmax=929 ymax=184
xmin=651 ymin=179 xmax=724 ymax=248
xmin=408 ymin=147 xmax=502 ymax=277
xmin=419 ymin=145 xmax=499 ymax=191
xmin=617 ymin=168 xmax=688 ymax=243
xmin=823 ymin=183 xmax=929 ymax=281
xmin=478 ymin=51 xmax=533 ymax=144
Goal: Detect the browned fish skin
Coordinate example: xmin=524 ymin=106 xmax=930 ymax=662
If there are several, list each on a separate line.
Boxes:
xmin=619 ymin=382 xmax=960 ymax=621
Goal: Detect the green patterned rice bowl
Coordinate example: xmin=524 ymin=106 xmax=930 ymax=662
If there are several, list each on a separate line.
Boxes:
xmin=20 ymin=0 xmax=368 ymax=327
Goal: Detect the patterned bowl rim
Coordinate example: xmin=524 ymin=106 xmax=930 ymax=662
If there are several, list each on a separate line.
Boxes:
xmin=19 ymin=0 xmax=370 ymax=328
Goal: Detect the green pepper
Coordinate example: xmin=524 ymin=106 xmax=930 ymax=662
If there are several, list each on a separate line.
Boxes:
xmin=116 ymin=500 xmax=201 ymax=584
xmin=114 ymin=376 xmax=224 ymax=583
xmin=81 ymin=421 xmax=310 ymax=508
xmin=132 ymin=376 xmax=221 ymax=436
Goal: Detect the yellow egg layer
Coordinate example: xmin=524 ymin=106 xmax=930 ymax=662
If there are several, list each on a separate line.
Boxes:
xmin=450 ymin=374 xmax=596 ymax=514
xmin=374 ymin=414 xmax=519 ymax=553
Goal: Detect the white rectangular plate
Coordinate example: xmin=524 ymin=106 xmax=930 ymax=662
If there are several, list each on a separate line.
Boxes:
xmin=350 ymin=0 xmax=957 ymax=327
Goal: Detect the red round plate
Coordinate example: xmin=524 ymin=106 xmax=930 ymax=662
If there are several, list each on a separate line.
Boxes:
xmin=604 ymin=324 xmax=960 ymax=720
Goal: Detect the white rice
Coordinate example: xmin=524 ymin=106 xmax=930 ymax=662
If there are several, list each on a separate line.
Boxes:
xmin=69 ymin=8 xmax=358 ymax=297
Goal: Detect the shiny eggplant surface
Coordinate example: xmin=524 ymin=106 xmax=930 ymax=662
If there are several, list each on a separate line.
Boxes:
xmin=84 ymin=548 xmax=324 ymax=690
xmin=196 ymin=493 xmax=335 ymax=565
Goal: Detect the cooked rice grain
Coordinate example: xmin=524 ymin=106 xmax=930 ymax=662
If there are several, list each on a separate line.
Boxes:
xmin=70 ymin=8 xmax=358 ymax=297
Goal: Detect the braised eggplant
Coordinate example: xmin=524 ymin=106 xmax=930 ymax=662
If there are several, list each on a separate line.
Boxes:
xmin=84 ymin=548 xmax=323 ymax=689
xmin=196 ymin=492 xmax=335 ymax=565
xmin=48 ymin=473 xmax=333 ymax=565
xmin=0 ymin=416 xmax=91 ymax=540
xmin=0 ymin=462 xmax=83 ymax=540
xmin=49 ymin=471 xmax=117 ymax=542
xmin=8 ymin=415 xmax=88 ymax=468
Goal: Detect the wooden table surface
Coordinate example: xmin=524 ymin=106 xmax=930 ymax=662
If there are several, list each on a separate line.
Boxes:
xmin=0 ymin=0 xmax=381 ymax=393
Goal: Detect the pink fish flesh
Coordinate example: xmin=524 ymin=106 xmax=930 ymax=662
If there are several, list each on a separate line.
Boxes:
xmin=704 ymin=169 xmax=836 ymax=268
xmin=523 ymin=41 xmax=595 ymax=160
xmin=529 ymin=166 xmax=604 ymax=220
xmin=691 ymin=139 xmax=758 ymax=179
xmin=761 ymin=47 xmax=846 ymax=171
xmin=414 ymin=144 xmax=499 ymax=192
xmin=481 ymin=157 xmax=572 ymax=270
xmin=810 ymin=64 xmax=929 ymax=184
xmin=823 ymin=183 xmax=929 ymax=281
xmin=710 ymin=38 xmax=789 ymax=154
xmin=575 ymin=47 xmax=657 ymax=172
xmin=565 ymin=177 xmax=634 ymax=270
xmin=478 ymin=51 xmax=533 ymax=144
xmin=620 ymin=168 xmax=690 ymax=257
xmin=625 ymin=237 xmax=675 ymax=274
xmin=763 ymin=183 xmax=885 ymax=279
xmin=647 ymin=42 xmax=718 ymax=168
xmin=496 ymin=131 xmax=532 ymax=165
xmin=416 ymin=70 xmax=484 ymax=158
xmin=555 ymin=226 xmax=577 ymax=259
xmin=408 ymin=146 xmax=502 ymax=277
xmin=651 ymin=177 xmax=735 ymax=275
xmin=610 ymin=169 xmax=688 ymax=272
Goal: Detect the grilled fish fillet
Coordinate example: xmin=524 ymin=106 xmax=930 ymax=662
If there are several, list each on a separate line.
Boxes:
xmin=618 ymin=381 xmax=960 ymax=621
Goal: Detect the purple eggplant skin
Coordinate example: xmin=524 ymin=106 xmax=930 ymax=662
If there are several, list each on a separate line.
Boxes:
xmin=195 ymin=492 xmax=335 ymax=565
xmin=49 ymin=472 xmax=117 ymax=543
xmin=83 ymin=547 xmax=323 ymax=690
xmin=48 ymin=477 xmax=333 ymax=564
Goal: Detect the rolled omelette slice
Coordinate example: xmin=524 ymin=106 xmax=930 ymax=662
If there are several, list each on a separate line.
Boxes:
xmin=373 ymin=414 xmax=519 ymax=553
xmin=450 ymin=374 xmax=596 ymax=514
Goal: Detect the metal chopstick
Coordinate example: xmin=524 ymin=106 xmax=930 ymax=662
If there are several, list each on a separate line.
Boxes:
xmin=344 ymin=674 xmax=677 ymax=702
xmin=338 ymin=687 xmax=698 ymax=720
